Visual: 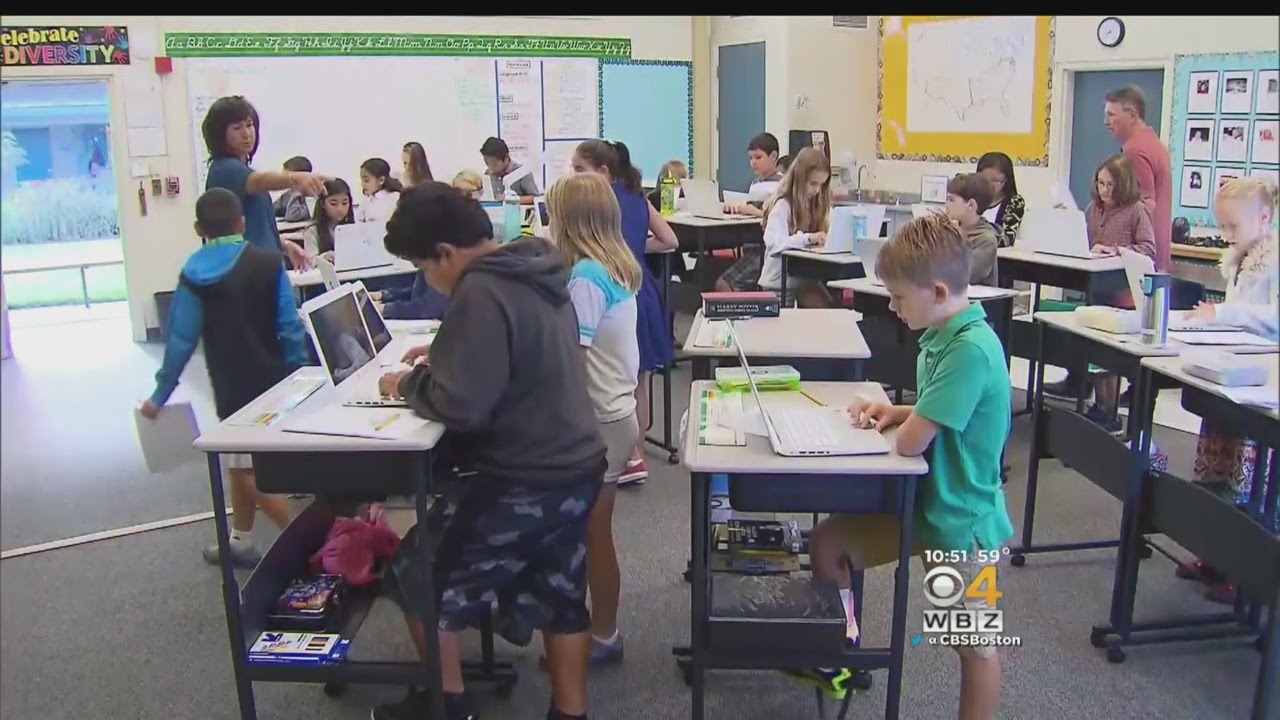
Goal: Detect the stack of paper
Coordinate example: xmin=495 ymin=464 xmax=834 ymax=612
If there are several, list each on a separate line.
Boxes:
xmin=280 ymin=405 xmax=432 ymax=440
xmin=698 ymin=389 xmax=746 ymax=446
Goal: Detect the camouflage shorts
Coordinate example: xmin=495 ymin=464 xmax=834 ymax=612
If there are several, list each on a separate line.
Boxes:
xmin=384 ymin=477 xmax=601 ymax=636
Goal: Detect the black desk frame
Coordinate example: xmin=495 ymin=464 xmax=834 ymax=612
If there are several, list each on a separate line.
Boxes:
xmin=778 ymin=254 xmax=865 ymax=308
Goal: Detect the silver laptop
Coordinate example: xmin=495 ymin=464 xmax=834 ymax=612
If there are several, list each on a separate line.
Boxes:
xmin=681 ymin=179 xmax=753 ymax=220
xmin=302 ymin=285 xmax=408 ymax=408
xmin=810 ymin=206 xmax=856 ymax=254
xmin=856 ymin=237 xmax=890 ymax=285
xmin=728 ymin=320 xmax=890 ymax=457
xmin=1017 ymin=208 xmax=1093 ymax=259
xmin=333 ymin=222 xmax=396 ymax=272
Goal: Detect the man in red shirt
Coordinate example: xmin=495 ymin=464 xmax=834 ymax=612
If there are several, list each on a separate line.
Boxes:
xmin=1045 ymin=85 xmax=1173 ymax=402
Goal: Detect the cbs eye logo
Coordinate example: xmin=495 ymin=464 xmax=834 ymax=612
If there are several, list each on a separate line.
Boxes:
xmin=922 ymin=565 xmax=1002 ymax=607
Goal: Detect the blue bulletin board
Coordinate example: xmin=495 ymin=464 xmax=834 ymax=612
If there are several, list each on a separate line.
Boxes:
xmin=1170 ymin=51 xmax=1279 ymax=227
xmin=599 ymin=59 xmax=693 ymax=185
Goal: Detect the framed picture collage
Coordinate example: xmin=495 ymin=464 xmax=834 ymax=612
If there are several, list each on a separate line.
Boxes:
xmin=1170 ymin=51 xmax=1279 ymax=226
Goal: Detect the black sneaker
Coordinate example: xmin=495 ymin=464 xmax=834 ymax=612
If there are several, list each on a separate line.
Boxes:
xmin=1042 ymin=373 xmax=1091 ymax=401
xmin=372 ymin=689 xmax=477 ymax=720
xmin=1083 ymin=404 xmax=1123 ymax=434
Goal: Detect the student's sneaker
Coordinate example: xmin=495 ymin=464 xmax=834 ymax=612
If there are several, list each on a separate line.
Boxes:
xmin=618 ymin=458 xmax=648 ymax=486
xmin=1205 ymin=582 xmax=1238 ymax=606
xmin=1043 ymin=373 xmax=1092 ymax=401
xmin=1175 ymin=559 xmax=1223 ymax=583
xmin=782 ymin=667 xmax=854 ymax=700
xmin=202 ymin=539 xmax=262 ymax=569
xmin=590 ymin=632 xmax=624 ymax=665
xmin=372 ymin=689 xmax=477 ymax=720
xmin=1083 ymin=404 xmax=1123 ymax=434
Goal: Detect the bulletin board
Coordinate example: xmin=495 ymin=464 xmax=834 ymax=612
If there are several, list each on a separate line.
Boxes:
xmin=599 ymin=59 xmax=693 ymax=186
xmin=1169 ymin=51 xmax=1279 ymax=227
xmin=876 ymin=15 xmax=1054 ymax=166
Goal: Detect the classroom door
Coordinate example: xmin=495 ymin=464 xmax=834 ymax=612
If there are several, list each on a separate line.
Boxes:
xmin=1068 ymin=69 xmax=1164 ymax=208
xmin=717 ymin=42 xmax=766 ymax=192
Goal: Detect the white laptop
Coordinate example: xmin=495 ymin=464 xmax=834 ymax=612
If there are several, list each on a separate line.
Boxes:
xmin=729 ymin=320 xmax=890 ymax=457
xmin=532 ymin=196 xmax=550 ymax=235
xmin=1017 ymin=207 xmax=1093 ymax=259
xmin=333 ymin=222 xmax=396 ymax=272
xmin=300 ymin=284 xmax=409 ymax=408
xmin=856 ymin=237 xmax=890 ymax=285
xmin=681 ymin=179 xmax=753 ymax=220
xmin=315 ymin=255 xmax=340 ymax=291
xmin=810 ymin=206 xmax=857 ymax=254
xmin=1116 ymin=247 xmax=1239 ymax=332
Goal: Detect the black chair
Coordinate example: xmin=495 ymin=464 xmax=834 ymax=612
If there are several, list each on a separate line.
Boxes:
xmin=1149 ymin=471 xmax=1280 ymax=720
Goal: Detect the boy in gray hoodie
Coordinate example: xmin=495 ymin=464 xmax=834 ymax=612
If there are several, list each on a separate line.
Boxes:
xmin=374 ymin=182 xmax=605 ymax=720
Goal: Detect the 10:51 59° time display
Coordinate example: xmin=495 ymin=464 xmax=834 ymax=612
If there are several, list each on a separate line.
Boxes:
xmin=923 ymin=548 xmax=1010 ymax=565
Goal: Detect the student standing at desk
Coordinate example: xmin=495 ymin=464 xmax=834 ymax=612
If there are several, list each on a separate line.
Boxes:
xmin=804 ymin=215 xmax=1013 ymax=718
xmin=374 ymin=183 xmax=604 ymax=720
xmin=140 ymin=188 xmax=310 ymax=566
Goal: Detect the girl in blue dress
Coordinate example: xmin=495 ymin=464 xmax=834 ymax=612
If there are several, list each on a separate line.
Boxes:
xmin=573 ymin=140 xmax=679 ymax=485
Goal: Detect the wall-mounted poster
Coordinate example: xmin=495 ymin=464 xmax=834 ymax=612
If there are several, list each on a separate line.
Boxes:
xmin=1257 ymin=70 xmax=1279 ymax=115
xmin=0 ymin=25 xmax=129 ymax=65
xmin=1181 ymin=165 xmax=1211 ymax=208
xmin=1187 ymin=71 xmax=1219 ymax=115
xmin=1252 ymin=119 xmax=1278 ymax=165
xmin=1249 ymin=166 xmax=1279 ymax=187
xmin=1217 ymin=120 xmax=1249 ymax=163
xmin=1183 ymin=119 xmax=1215 ymax=162
xmin=1213 ymin=167 xmax=1243 ymax=198
xmin=1221 ymin=70 xmax=1254 ymax=115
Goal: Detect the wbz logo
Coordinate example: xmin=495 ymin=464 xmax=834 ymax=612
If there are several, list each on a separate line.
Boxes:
xmin=921 ymin=564 xmax=1004 ymax=634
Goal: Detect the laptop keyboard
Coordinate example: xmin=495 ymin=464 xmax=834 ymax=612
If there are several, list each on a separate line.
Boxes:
xmin=771 ymin=408 xmax=840 ymax=447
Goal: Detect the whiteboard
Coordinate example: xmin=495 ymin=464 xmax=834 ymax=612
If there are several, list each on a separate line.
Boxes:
xmin=185 ymin=56 xmax=599 ymax=194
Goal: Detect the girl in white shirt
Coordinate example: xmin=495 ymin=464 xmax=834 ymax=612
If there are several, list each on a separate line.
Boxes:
xmin=1182 ymin=176 xmax=1279 ymax=605
xmin=302 ymin=178 xmax=354 ymax=258
xmin=757 ymin=147 xmax=833 ymax=307
xmin=356 ymin=157 xmax=403 ymax=224
xmin=547 ymin=171 xmax=642 ymax=664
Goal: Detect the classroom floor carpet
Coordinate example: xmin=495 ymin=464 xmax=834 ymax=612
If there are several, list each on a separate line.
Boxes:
xmin=1 ymin=351 xmax=1271 ymax=719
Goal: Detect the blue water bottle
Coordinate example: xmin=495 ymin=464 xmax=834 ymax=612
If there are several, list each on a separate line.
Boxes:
xmin=503 ymin=190 xmax=522 ymax=244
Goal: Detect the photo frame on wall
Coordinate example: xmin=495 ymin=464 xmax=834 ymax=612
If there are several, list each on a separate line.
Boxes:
xmin=1181 ymin=165 xmax=1210 ymax=208
xmin=1187 ymin=71 xmax=1219 ymax=115
xmin=1183 ymin=119 xmax=1215 ymax=162
xmin=1217 ymin=119 xmax=1249 ymax=163
xmin=1213 ymin=167 xmax=1243 ymax=200
xmin=1252 ymin=119 xmax=1278 ymax=165
xmin=1221 ymin=70 xmax=1254 ymax=115
xmin=1249 ymin=166 xmax=1279 ymax=187
xmin=1258 ymin=70 xmax=1279 ymax=115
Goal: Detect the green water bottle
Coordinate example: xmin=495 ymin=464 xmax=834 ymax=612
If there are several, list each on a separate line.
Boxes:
xmin=660 ymin=176 xmax=677 ymax=216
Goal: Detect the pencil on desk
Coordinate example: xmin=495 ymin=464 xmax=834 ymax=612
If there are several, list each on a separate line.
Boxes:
xmin=373 ymin=413 xmax=400 ymax=432
xmin=798 ymin=388 xmax=827 ymax=407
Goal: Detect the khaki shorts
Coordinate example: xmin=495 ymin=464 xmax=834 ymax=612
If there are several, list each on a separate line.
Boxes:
xmin=222 ymin=453 xmax=253 ymax=471
xmin=599 ymin=413 xmax=639 ymax=484
xmin=823 ymin=514 xmax=1001 ymax=658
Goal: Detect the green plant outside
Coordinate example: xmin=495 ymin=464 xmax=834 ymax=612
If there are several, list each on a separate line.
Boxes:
xmin=4 ymin=264 xmax=126 ymax=308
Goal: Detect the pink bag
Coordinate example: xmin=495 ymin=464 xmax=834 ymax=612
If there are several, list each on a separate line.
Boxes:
xmin=309 ymin=512 xmax=401 ymax=587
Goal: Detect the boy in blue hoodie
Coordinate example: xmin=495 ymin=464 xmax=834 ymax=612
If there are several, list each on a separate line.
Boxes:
xmin=370 ymin=272 xmax=450 ymax=320
xmin=139 ymin=187 xmax=311 ymax=567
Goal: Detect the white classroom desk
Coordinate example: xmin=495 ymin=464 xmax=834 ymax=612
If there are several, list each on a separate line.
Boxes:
xmin=829 ymin=277 xmax=1020 ymax=301
xmin=278 ymin=219 xmax=314 ymax=234
xmin=682 ymin=307 xmax=869 ymax=381
xmin=778 ymin=251 xmax=865 ymax=306
xmin=1036 ymin=310 xmax=1280 ymax=357
xmin=997 ymin=246 xmax=1125 ymax=273
xmin=289 ymin=262 xmax=417 ymax=288
xmin=666 ymin=212 xmax=762 ymax=228
xmin=1141 ymin=354 xmax=1280 ymax=424
xmin=667 ymin=212 xmax=763 ymax=291
xmin=678 ymin=379 xmax=927 ymax=720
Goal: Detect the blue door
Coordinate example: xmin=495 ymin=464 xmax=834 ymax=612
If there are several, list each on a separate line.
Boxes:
xmin=1069 ymin=69 xmax=1164 ymax=208
xmin=717 ymin=42 xmax=766 ymax=193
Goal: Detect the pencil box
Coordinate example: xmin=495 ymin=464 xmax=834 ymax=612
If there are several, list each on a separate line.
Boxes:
xmin=267 ymin=575 xmax=347 ymax=631
xmin=715 ymin=365 xmax=801 ymax=392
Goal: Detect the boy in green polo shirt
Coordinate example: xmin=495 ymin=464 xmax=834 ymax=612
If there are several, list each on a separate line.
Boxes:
xmin=799 ymin=213 xmax=1013 ymax=719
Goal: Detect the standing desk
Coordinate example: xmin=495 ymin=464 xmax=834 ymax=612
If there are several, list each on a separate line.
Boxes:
xmin=194 ymin=367 xmax=516 ymax=720
xmin=676 ymin=380 xmax=929 ymax=720
xmin=667 ymin=213 xmax=763 ymax=292
xmin=779 ymin=250 xmax=864 ymax=306
xmin=1090 ymin=354 xmax=1280 ymax=671
xmin=682 ymin=308 xmax=870 ymax=382
xmin=996 ymin=247 xmax=1126 ymax=413
xmin=828 ymin=279 xmax=1018 ymax=402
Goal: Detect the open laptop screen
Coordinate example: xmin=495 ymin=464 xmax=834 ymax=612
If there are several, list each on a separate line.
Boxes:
xmin=354 ymin=284 xmax=393 ymax=353
xmin=307 ymin=289 xmax=376 ymax=386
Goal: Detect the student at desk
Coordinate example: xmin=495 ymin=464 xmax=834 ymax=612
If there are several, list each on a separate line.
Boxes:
xmin=374 ymin=183 xmax=604 ymax=720
xmin=573 ymin=139 xmax=678 ymax=485
xmin=401 ymin=141 xmax=434 ymax=187
xmin=716 ymin=132 xmax=785 ymax=293
xmin=976 ymin=152 xmax=1025 ymax=248
xmin=481 ymin=136 xmax=541 ymax=200
xmin=139 ymin=188 xmax=309 ymax=567
xmin=943 ymin=173 xmax=1000 ymax=287
xmin=272 ymin=155 xmax=314 ymax=222
xmin=801 ymin=215 xmax=1013 ymax=717
xmin=356 ymin=157 xmax=403 ymax=224
xmin=1180 ymin=176 xmax=1279 ymax=604
xmin=758 ymin=147 xmax=834 ymax=308
xmin=301 ymin=178 xmax=355 ymax=258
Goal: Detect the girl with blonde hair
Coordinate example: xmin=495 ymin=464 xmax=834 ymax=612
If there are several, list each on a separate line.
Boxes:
xmin=546 ymin=171 xmax=641 ymax=664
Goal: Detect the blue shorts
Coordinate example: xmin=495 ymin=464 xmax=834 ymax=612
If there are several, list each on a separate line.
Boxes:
xmin=384 ymin=477 xmax=601 ymax=636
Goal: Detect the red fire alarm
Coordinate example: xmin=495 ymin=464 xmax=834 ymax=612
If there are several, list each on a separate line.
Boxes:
xmin=154 ymin=57 xmax=173 ymax=75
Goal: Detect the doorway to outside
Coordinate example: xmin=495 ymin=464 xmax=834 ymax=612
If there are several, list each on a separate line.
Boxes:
xmin=1 ymin=79 xmax=127 ymax=340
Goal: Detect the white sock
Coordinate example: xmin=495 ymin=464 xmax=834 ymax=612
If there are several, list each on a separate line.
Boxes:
xmin=593 ymin=630 xmax=619 ymax=645
xmin=839 ymin=589 xmax=860 ymax=642
xmin=229 ymin=529 xmax=251 ymax=546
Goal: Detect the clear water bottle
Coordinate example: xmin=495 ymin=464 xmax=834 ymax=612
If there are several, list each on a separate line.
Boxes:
xmin=502 ymin=189 xmax=522 ymax=244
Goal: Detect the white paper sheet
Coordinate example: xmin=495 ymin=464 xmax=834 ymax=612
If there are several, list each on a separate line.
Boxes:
xmin=126 ymin=127 xmax=167 ymax=157
xmin=280 ymin=405 xmax=432 ymax=440
xmin=1215 ymin=385 xmax=1280 ymax=409
xmin=1170 ymin=331 xmax=1279 ymax=347
xmin=135 ymin=402 xmax=200 ymax=474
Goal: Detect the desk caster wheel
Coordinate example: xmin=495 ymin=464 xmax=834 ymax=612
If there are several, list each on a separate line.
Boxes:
xmin=1105 ymin=646 xmax=1126 ymax=664
xmin=1010 ymin=554 xmax=1026 ymax=568
xmin=1138 ymin=544 xmax=1153 ymax=559
xmin=1089 ymin=628 xmax=1107 ymax=649
xmin=323 ymin=682 xmax=346 ymax=698
xmin=850 ymin=669 xmax=873 ymax=690
xmin=668 ymin=452 xmax=679 ymax=464
xmin=494 ymin=679 xmax=515 ymax=699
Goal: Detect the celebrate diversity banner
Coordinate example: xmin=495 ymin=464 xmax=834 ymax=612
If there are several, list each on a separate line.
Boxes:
xmin=1 ymin=25 xmax=130 ymax=66
xmin=164 ymin=32 xmax=631 ymax=59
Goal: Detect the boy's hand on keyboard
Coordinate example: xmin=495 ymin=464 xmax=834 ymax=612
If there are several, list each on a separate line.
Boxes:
xmin=378 ymin=370 xmax=410 ymax=399
xmin=401 ymin=345 xmax=430 ymax=365
xmin=847 ymin=399 xmax=902 ymax=431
